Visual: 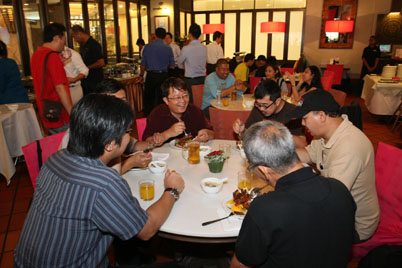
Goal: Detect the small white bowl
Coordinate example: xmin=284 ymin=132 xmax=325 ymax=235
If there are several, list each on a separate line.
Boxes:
xmin=148 ymin=160 xmax=167 ymax=174
xmin=240 ymin=148 xmax=247 ymax=159
xmin=200 ymin=177 xmax=228 ymax=194
xmin=245 ymin=100 xmax=254 ymax=109
xmin=199 ymin=145 xmax=212 ymax=159
xmin=7 ymin=104 xmax=19 ymax=111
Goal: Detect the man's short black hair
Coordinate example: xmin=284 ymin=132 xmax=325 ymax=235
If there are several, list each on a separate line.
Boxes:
xmin=0 ymin=40 xmax=7 ymax=58
xmin=71 ymin=24 xmax=86 ymax=34
xmin=257 ymin=55 xmax=266 ymax=62
xmin=166 ymin=32 xmax=173 ymax=38
xmin=136 ymin=38 xmax=145 ymax=46
xmin=67 ymin=94 xmax=134 ymax=158
xmin=94 ymin=78 xmax=126 ymax=95
xmin=216 ymin=58 xmax=229 ymax=68
xmin=189 ymin=24 xmax=201 ymax=39
xmin=244 ymin=53 xmax=255 ymax=63
xmin=155 ymin=28 xmax=166 ymax=39
xmin=213 ymin=31 xmax=223 ymax=41
xmin=161 ymin=77 xmax=188 ymax=98
xmin=44 ymin=23 xmax=66 ymax=43
xmin=254 ymin=79 xmax=281 ymax=102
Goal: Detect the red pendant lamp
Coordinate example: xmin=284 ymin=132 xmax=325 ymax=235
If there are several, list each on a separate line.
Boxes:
xmin=325 ymin=20 xmax=354 ymax=32
xmin=202 ymin=24 xmax=225 ymax=34
xmin=260 ymin=22 xmax=286 ymax=33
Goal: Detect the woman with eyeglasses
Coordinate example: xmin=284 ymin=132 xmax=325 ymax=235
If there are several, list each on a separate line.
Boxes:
xmin=287 ymin=65 xmax=323 ymax=101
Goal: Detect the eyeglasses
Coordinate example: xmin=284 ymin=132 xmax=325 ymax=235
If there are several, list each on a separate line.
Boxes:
xmin=254 ymin=101 xmax=275 ymax=110
xmin=125 ymin=129 xmax=132 ymax=134
xmin=247 ymin=163 xmax=258 ymax=172
xmin=167 ymin=94 xmax=189 ymax=102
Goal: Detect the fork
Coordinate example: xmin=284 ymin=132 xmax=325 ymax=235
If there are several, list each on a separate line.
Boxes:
xmin=201 ymin=212 xmax=234 ymax=226
xmin=178 ymin=118 xmax=189 ymax=137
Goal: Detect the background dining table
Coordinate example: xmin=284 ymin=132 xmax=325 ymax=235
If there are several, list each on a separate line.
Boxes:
xmin=0 ymin=103 xmax=43 ymax=184
xmin=123 ymin=139 xmax=270 ymax=243
xmin=210 ymin=94 xmax=255 ymax=111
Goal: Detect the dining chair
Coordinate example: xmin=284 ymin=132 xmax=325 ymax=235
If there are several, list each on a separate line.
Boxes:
xmin=329 ymin=88 xmax=346 ymax=107
xmin=192 ymin=84 xmax=204 ymax=109
xmin=352 ymin=142 xmax=402 ymax=257
xmin=21 ymin=132 xmax=66 ymax=188
xmin=209 ymin=107 xmax=251 ymax=140
xmin=326 ymin=64 xmax=344 ymax=85
xmin=321 ymin=76 xmax=333 ymax=91
xmin=249 ymin=77 xmax=262 ymax=94
xmin=280 ymin=67 xmax=294 ymax=75
xmin=136 ymin=118 xmax=147 ymax=141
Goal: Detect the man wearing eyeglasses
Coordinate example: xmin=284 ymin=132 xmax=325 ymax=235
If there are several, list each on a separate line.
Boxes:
xmin=143 ymin=77 xmax=214 ymax=145
xmin=230 ymin=120 xmax=356 ymax=268
xmin=233 ymin=79 xmax=306 ymax=147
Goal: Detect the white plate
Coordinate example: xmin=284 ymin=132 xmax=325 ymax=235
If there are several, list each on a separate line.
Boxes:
xmin=169 ymin=139 xmax=183 ymax=150
xmin=151 ymin=152 xmax=169 ymax=161
xmin=222 ymin=195 xmax=245 ymax=220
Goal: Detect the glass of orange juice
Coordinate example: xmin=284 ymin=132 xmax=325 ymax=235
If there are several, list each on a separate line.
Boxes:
xmin=222 ymin=97 xmax=230 ymax=106
xmin=139 ymin=179 xmax=155 ymax=201
xmin=188 ymin=141 xmax=200 ymax=164
xmin=238 ymin=171 xmax=251 ymax=190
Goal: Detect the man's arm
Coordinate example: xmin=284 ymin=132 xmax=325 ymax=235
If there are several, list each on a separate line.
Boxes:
xmin=296 ymin=147 xmax=312 ymax=164
xmin=55 ymin=84 xmax=73 ymax=114
xmin=292 ymin=135 xmax=307 ymax=148
xmin=177 ymin=48 xmax=186 ymax=69
xmin=136 ymin=170 xmax=184 ymax=240
xmin=87 ymin=58 xmax=105 ymax=69
xmin=230 ymin=254 xmax=251 ymax=268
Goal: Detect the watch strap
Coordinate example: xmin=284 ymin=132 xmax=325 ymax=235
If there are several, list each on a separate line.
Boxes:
xmin=164 ymin=188 xmax=179 ymax=201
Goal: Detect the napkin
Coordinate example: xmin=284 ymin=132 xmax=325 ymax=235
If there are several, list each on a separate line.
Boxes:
xmin=151 ymin=152 xmax=169 ymax=161
xmin=217 ymin=208 xmax=243 ymax=232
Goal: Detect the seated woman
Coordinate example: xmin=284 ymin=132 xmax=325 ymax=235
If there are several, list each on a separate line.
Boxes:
xmin=143 ymin=77 xmax=214 ymax=146
xmin=264 ymin=64 xmax=289 ymax=96
xmin=0 ymin=41 xmax=29 ymax=104
xmin=288 ymin=65 xmax=323 ymax=101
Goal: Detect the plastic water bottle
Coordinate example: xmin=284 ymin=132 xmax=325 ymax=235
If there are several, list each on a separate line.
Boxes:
xmin=216 ymin=89 xmax=222 ymax=104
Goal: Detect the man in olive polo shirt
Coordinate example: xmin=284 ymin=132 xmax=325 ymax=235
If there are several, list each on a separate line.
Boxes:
xmin=71 ymin=25 xmax=104 ymax=95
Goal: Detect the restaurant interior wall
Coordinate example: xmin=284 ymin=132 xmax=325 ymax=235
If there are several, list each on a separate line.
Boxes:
xmin=303 ymin=0 xmax=392 ymax=78
xmin=150 ymin=0 xmax=174 ymax=37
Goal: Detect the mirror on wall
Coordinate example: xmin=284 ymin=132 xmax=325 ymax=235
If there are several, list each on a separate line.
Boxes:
xmin=319 ymin=0 xmax=357 ymax=49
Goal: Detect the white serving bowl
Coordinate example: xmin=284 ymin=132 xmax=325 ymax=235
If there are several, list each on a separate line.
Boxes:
xmin=245 ymin=100 xmax=254 ymax=109
xmin=7 ymin=104 xmax=19 ymax=111
xmin=199 ymin=145 xmax=212 ymax=159
xmin=148 ymin=160 xmax=167 ymax=174
xmin=200 ymin=177 xmax=228 ymax=194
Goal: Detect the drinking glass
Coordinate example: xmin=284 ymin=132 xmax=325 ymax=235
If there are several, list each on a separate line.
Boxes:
xmin=182 ymin=143 xmax=189 ymax=160
xmin=222 ymin=97 xmax=230 ymax=106
xmin=139 ymin=179 xmax=155 ymax=201
xmin=219 ymin=143 xmax=231 ymax=159
xmin=188 ymin=141 xmax=200 ymax=164
xmin=238 ymin=171 xmax=251 ymax=190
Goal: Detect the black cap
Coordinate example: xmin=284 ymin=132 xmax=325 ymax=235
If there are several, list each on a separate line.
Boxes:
xmin=288 ymin=89 xmax=340 ymax=118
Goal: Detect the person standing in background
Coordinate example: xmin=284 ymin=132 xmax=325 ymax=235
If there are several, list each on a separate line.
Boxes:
xmin=361 ymin=36 xmax=380 ymax=78
xmin=0 ymin=40 xmax=29 ymax=104
xmin=206 ymin=31 xmax=224 ymax=75
xmin=178 ymin=23 xmax=207 ymax=103
xmin=164 ymin=32 xmax=181 ymax=77
xmin=136 ymin=38 xmax=145 ymax=59
xmin=61 ymin=46 xmax=89 ymax=105
xmin=70 ymin=25 xmax=104 ymax=96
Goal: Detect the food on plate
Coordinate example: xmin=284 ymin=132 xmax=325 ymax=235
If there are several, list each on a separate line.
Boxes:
xmin=204 ymin=181 xmax=219 ymax=187
xmin=150 ymin=163 xmax=156 ymax=168
xmin=175 ymin=135 xmax=193 ymax=148
xmin=226 ymin=189 xmax=253 ymax=214
xmin=235 ymin=141 xmax=243 ymax=150
xmin=200 ymin=147 xmax=209 ymax=152
xmin=157 ymin=163 xmax=165 ymax=167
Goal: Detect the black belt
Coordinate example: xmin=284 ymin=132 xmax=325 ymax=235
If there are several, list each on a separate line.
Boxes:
xmin=185 ymin=76 xmax=205 ymax=80
xmin=148 ymin=70 xmax=167 ymax=74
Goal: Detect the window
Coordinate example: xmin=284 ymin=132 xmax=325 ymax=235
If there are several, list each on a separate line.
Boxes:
xmin=140 ymin=5 xmax=148 ymax=43
xmin=104 ymin=0 xmax=115 ymax=61
xmin=194 ymin=0 xmax=222 ymax=12
xmin=271 ymin=11 xmax=286 ymax=60
xmin=224 ymin=0 xmax=254 ymax=10
xmin=118 ymin=1 xmax=128 ymax=57
xmin=130 ymin=3 xmax=139 ymax=53
xmin=0 ymin=5 xmax=22 ymax=68
xmin=224 ymin=13 xmax=236 ymax=58
xmin=255 ymin=0 xmax=306 ymax=9
xmin=288 ymin=11 xmax=303 ymax=60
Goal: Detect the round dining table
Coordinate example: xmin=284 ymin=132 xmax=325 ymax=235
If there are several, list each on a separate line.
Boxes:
xmin=0 ymin=103 xmax=43 ymax=184
xmin=210 ymin=94 xmax=255 ymax=111
xmin=123 ymin=139 xmax=270 ymax=243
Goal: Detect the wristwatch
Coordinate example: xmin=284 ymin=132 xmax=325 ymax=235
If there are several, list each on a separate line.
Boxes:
xmin=164 ymin=188 xmax=180 ymax=201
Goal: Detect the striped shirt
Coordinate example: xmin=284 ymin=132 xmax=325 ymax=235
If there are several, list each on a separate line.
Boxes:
xmin=14 ymin=149 xmax=148 ymax=268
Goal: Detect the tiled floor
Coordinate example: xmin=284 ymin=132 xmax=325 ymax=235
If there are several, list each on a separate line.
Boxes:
xmin=0 ymin=95 xmax=400 ymax=268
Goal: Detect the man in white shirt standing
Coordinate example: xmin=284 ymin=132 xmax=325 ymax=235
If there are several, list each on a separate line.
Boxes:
xmin=61 ymin=47 xmax=89 ymax=105
xmin=165 ymin=32 xmax=181 ymax=77
xmin=178 ymin=23 xmax=207 ymax=104
xmin=206 ymin=31 xmax=224 ymax=75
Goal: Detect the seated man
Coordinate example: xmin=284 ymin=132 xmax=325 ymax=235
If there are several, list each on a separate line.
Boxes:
xmin=143 ymin=77 xmax=214 ymax=145
xmin=14 ymin=94 xmax=184 ymax=268
xmin=201 ymin=58 xmax=245 ymax=117
xmin=231 ymin=120 xmax=356 ymax=268
xmin=59 ymin=78 xmax=154 ymax=174
xmin=291 ymin=89 xmax=380 ymax=243
xmin=249 ymin=54 xmax=266 ymax=77
xmin=233 ymin=79 xmax=306 ymax=147
xmin=234 ymin=53 xmax=255 ymax=89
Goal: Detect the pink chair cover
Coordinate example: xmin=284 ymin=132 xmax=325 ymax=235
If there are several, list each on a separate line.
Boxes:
xmin=21 ymin=132 xmax=66 ymax=188
xmin=326 ymin=64 xmax=344 ymax=85
xmin=249 ymin=77 xmax=262 ymax=94
xmin=352 ymin=142 xmax=402 ymax=257
xmin=321 ymin=76 xmax=334 ymax=91
xmin=136 ymin=118 xmax=147 ymax=141
xmin=192 ymin=84 xmax=204 ymax=109
xmin=209 ymin=107 xmax=250 ymax=140
xmin=280 ymin=67 xmax=294 ymax=75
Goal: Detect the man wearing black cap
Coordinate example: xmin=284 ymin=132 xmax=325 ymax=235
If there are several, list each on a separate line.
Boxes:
xmin=290 ymin=89 xmax=379 ymax=243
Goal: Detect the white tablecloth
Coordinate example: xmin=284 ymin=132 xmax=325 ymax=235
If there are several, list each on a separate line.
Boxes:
xmin=123 ymin=139 xmax=258 ymax=239
xmin=0 ymin=103 xmax=43 ymax=184
xmin=361 ymin=75 xmax=402 ymax=115
xmin=210 ymin=94 xmax=254 ymax=111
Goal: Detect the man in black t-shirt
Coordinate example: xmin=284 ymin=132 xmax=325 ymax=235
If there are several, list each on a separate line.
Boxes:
xmin=361 ymin=35 xmax=381 ymax=79
xmin=71 ymin=25 xmax=104 ymax=95
xmin=231 ymin=120 xmax=356 ymax=268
